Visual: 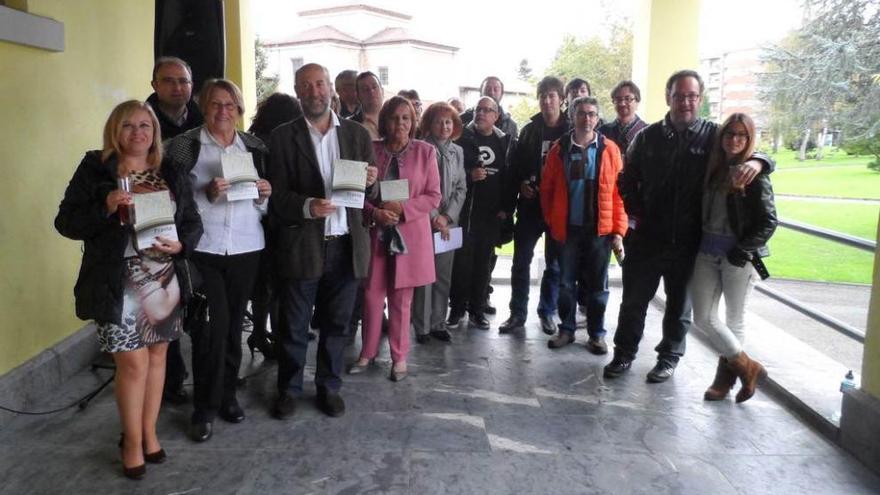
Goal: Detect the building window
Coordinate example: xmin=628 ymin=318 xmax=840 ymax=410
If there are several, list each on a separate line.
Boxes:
xmin=291 ymin=57 xmax=304 ymax=79
xmin=378 ymin=66 xmax=389 ymax=86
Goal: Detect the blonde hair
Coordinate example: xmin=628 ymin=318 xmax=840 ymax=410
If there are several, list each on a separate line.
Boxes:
xmin=199 ymin=78 xmax=245 ymax=116
xmin=102 ymin=100 xmax=163 ymax=169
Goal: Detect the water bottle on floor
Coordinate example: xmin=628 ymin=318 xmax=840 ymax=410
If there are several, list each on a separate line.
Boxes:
xmin=831 ymin=370 xmax=857 ymax=423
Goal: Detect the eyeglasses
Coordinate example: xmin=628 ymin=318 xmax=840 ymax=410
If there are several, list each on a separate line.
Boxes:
xmin=158 ymin=77 xmax=192 ymax=86
xmin=575 ymin=110 xmax=599 ymax=119
xmin=209 ymin=101 xmax=238 ymax=112
xmin=723 ymin=131 xmax=749 ymax=140
xmin=475 ymin=106 xmax=497 ymax=114
xmin=671 ymin=93 xmax=701 ymax=103
xmin=612 ymin=96 xmax=636 ymax=104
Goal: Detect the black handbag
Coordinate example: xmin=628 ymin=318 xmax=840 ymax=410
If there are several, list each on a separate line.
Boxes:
xmin=174 ymin=258 xmax=208 ymax=334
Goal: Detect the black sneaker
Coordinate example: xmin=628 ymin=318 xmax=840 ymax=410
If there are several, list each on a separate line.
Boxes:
xmin=316 ymin=391 xmax=346 ymax=417
xmin=646 ymin=360 xmax=676 ymax=383
xmin=603 ymin=356 xmax=632 ymax=378
xmin=429 ymin=329 xmax=452 ymax=342
xmin=446 ymin=311 xmax=465 ymax=329
xmin=218 ymin=400 xmax=245 ymax=423
xmin=539 ymin=315 xmax=558 ymax=335
xmin=272 ymin=393 xmax=297 ymax=420
xmin=484 ymin=302 xmax=497 ymax=315
xmin=416 ymin=334 xmax=431 ymax=344
xmin=468 ymin=313 xmax=490 ymax=330
xmin=498 ymin=315 xmax=526 ymax=334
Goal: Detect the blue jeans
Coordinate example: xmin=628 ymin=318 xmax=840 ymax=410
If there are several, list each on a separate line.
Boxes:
xmin=557 ymin=229 xmax=611 ymax=337
xmin=509 ymin=217 xmax=559 ymax=320
xmin=276 ymin=236 xmax=358 ymax=396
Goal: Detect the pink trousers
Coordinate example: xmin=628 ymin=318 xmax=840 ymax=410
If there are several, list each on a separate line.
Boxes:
xmin=360 ymin=253 xmax=414 ymax=364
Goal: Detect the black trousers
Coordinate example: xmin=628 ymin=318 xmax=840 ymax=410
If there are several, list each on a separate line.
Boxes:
xmin=190 ymin=250 xmax=261 ymax=423
xmin=164 ymin=339 xmax=187 ymax=392
xmin=450 ymin=219 xmax=500 ymax=316
xmin=612 ymin=235 xmax=695 ymax=364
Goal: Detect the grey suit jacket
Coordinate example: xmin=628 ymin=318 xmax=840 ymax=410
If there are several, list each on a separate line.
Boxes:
xmin=267 ymin=115 xmax=376 ymax=280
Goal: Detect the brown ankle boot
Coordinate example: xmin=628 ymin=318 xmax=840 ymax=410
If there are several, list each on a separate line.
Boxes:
xmin=728 ymin=351 xmax=767 ymax=403
xmin=703 ymin=357 xmax=737 ymax=401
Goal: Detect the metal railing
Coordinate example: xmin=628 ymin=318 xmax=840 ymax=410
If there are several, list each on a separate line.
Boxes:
xmin=753 ymin=217 xmax=875 ymax=344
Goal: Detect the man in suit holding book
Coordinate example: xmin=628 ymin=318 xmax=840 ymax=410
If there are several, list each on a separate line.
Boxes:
xmin=267 ymin=63 xmax=378 ymax=419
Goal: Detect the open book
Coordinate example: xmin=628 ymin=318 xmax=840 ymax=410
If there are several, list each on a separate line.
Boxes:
xmin=132 ymin=190 xmax=178 ymax=251
xmin=221 ymin=152 xmax=260 ymax=201
xmin=331 ymin=158 xmax=368 ymax=208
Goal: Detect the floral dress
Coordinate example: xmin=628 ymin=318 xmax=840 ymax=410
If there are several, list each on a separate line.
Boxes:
xmin=96 ymin=170 xmax=183 ymax=353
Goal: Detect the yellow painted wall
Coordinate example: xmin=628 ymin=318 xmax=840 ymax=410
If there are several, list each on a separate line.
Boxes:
xmin=0 ymin=0 xmax=256 ymax=377
xmin=225 ymin=0 xmax=256 ymax=128
xmin=0 ymin=0 xmax=155 ymax=375
xmin=863 ymin=215 xmax=880 ymax=397
xmin=632 ymin=0 xmax=702 ymax=122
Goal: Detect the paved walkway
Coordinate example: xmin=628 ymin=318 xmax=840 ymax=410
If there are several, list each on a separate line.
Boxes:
xmin=1 ymin=285 xmax=879 ymax=494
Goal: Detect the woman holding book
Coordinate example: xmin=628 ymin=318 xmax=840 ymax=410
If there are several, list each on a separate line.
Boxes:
xmin=691 ymin=112 xmax=777 ymax=404
xmin=55 ymin=100 xmax=202 ymax=479
xmin=410 ymin=102 xmax=467 ymax=344
xmin=349 ymin=96 xmax=441 ymax=381
xmin=164 ymin=79 xmax=271 ymax=442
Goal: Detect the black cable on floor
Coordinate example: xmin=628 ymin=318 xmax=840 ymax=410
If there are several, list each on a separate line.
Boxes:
xmin=0 ymin=368 xmax=115 ymax=415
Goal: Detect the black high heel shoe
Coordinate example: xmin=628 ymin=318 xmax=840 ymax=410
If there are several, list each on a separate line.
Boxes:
xmin=118 ymin=434 xmax=147 ymax=480
xmin=247 ymin=333 xmax=277 ymax=360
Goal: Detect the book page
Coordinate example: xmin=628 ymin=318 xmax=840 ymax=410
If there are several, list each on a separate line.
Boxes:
xmin=221 ymin=153 xmax=259 ymax=184
xmin=331 ymin=159 xmax=368 ymax=208
xmin=433 ymin=226 xmax=463 ymax=254
xmin=380 ymin=179 xmax=409 ymax=202
xmin=132 ymin=191 xmax=178 ymax=250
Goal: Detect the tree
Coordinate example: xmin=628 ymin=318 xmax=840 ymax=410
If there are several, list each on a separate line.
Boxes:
xmin=545 ymin=21 xmax=633 ymax=119
xmin=255 ymin=37 xmax=278 ymax=102
xmin=758 ymin=0 xmax=880 ymax=166
xmin=517 ymin=59 xmax=534 ymax=84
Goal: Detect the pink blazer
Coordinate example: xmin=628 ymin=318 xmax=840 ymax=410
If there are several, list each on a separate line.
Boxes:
xmin=365 ymin=139 xmax=441 ymax=289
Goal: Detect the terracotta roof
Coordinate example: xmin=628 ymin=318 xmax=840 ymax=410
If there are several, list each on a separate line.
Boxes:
xmin=299 ymin=4 xmax=411 ymax=21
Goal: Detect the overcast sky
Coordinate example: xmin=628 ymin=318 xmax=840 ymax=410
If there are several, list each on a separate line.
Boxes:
xmin=251 ymin=0 xmax=803 ymax=87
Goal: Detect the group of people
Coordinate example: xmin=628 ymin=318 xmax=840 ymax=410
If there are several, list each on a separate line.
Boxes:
xmin=55 ymin=55 xmax=777 ymax=480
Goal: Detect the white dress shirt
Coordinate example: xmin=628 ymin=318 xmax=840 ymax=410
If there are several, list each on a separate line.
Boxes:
xmin=303 ymin=112 xmax=349 ymax=236
xmin=191 ymin=127 xmax=266 ymax=255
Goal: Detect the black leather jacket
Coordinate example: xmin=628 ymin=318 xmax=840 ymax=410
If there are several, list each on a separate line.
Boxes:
xmin=55 ymin=152 xmax=203 ymax=323
xmin=727 ymin=172 xmax=777 ymax=259
xmin=619 ymin=114 xmax=774 ymax=255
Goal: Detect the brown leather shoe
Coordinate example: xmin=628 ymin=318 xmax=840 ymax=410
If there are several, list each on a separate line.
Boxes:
xmin=548 ymin=332 xmax=575 ymax=349
xmin=703 ymin=357 xmax=738 ymax=401
xmin=728 ymin=351 xmax=767 ymax=403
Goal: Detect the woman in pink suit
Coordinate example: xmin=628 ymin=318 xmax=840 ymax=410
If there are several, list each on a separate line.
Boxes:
xmin=350 ymin=96 xmax=441 ymax=381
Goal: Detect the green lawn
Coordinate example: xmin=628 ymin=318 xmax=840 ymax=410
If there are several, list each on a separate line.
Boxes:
xmin=771 ymin=165 xmax=880 ymax=199
xmin=765 ymin=228 xmax=874 ymax=284
xmin=776 ymin=199 xmax=879 ymax=240
xmin=766 ymin=148 xmax=874 ymax=169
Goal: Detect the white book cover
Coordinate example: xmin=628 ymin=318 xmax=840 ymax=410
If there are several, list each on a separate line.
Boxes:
xmin=221 ymin=152 xmax=259 ymax=201
xmin=133 ymin=191 xmax=178 ymax=250
xmin=331 ymin=158 xmax=368 ymax=208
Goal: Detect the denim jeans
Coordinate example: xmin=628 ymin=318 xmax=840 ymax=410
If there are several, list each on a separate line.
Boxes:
xmin=276 ymin=236 xmax=358 ymax=396
xmin=690 ymin=252 xmax=758 ymax=357
xmin=556 ymin=228 xmax=611 ymax=337
xmin=509 ymin=217 xmax=559 ymax=320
